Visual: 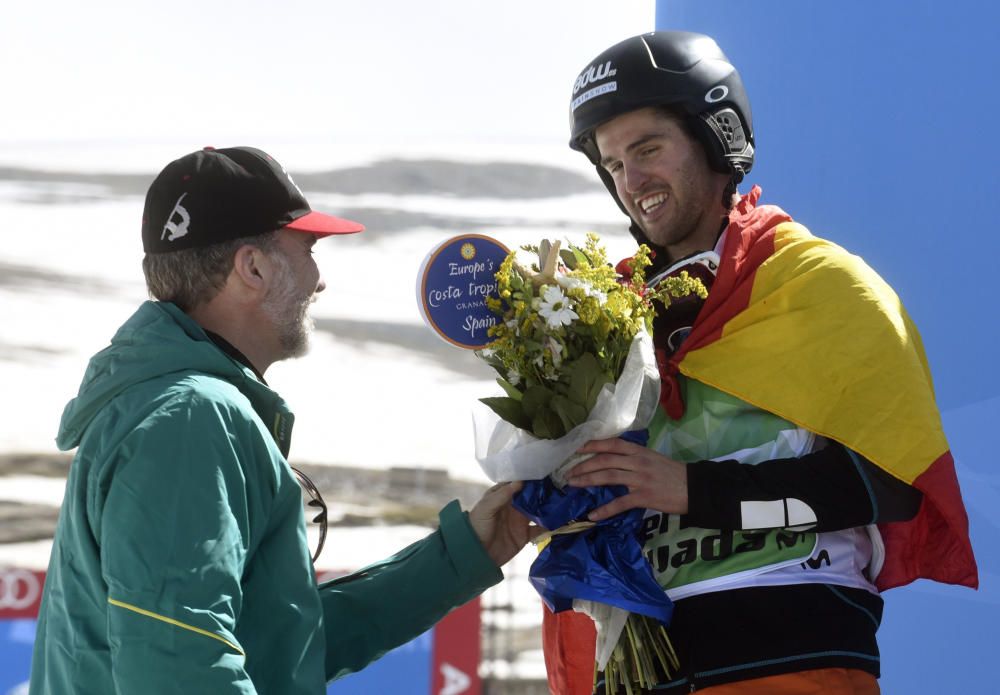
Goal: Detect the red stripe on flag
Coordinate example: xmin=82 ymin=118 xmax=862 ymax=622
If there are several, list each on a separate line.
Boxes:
xmin=877 ymin=450 xmax=978 ymax=591
xmin=660 ymin=187 xmax=787 ymax=418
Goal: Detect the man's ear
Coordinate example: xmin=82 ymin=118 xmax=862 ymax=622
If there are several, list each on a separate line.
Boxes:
xmin=231 ymin=244 xmax=270 ymax=296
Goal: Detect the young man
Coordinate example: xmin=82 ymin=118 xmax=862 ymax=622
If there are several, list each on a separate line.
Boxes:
xmin=29 ymin=146 xmax=538 ymax=694
xmin=554 ymin=32 xmax=978 ymax=694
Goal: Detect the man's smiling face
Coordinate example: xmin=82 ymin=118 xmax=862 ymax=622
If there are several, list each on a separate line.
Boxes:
xmin=596 ymin=106 xmax=729 ymax=261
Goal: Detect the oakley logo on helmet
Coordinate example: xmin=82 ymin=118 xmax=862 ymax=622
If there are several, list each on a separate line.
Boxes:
xmin=705 ymin=85 xmax=729 ymax=103
xmin=161 ymin=193 xmax=191 ymax=242
xmin=573 ymin=61 xmax=617 ymax=94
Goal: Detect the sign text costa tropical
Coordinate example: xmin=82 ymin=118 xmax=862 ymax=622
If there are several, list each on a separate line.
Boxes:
xmin=417 ymin=234 xmax=509 ymax=350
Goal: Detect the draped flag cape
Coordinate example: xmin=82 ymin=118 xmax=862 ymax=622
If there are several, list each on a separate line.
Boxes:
xmin=543 ymin=187 xmax=977 ymax=694
xmin=657 ymin=187 xmax=977 ymax=592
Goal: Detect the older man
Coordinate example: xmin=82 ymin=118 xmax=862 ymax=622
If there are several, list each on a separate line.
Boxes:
xmin=30 ymin=146 xmax=536 ymax=694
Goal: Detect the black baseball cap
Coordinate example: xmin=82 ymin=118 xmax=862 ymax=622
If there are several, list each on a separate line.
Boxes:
xmin=141 ymin=146 xmax=365 ymax=254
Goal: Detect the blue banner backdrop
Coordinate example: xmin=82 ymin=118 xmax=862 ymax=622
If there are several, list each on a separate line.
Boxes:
xmin=653 ymin=2 xmax=998 ymax=691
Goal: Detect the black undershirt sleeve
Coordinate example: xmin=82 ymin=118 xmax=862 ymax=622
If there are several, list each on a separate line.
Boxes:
xmin=683 ymin=441 xmax=923 ymax=533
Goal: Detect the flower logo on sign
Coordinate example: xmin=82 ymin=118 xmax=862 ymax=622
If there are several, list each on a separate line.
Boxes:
xmin=460 ymin=243 xmax=476 ymax=260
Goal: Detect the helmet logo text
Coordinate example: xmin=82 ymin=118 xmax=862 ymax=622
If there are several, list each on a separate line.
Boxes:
xmin=705 ymin=85 xmax=729 ymax=103
xmin=574 ymin=61 xmax=617 ymax=94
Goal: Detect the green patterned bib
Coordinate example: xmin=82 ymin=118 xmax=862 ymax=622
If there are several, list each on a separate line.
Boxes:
xmin=645 ymin=377 xmax=817 ymax=598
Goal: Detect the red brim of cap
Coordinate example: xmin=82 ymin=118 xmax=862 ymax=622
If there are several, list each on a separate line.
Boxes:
xmin=285 ymin=210 xmax=365 ymax=236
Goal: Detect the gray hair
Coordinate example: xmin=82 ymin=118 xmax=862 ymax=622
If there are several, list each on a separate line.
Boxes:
xmin=142 ymin=231 xmax=279 ymax=311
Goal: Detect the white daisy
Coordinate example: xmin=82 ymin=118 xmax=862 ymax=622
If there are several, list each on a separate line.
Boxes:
xmin=538 ymin=285 xmax=578 ymax=329
xmin=555 ymin=275 xmax=584 ymax=292
xmin=555 ymin=274 xmax=606 ymax=304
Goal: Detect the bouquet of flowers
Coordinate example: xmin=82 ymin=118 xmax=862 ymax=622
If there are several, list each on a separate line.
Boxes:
xmin=473 ymin=233 xmax=706 ymax=693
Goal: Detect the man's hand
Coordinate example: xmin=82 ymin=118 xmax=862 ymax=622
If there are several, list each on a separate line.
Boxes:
xmin=468 ymin=481 xmax=542 ymax=567
xmin=566 ymin=438 xmax=689 ymax=521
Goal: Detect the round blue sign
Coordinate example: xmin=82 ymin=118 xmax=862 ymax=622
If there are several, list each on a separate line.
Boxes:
xmin=417 ymin=234 xmax=510 ymax=349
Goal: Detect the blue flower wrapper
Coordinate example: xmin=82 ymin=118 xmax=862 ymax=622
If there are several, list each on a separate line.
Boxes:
xmin=512 ymin=431 xmax=673 ymax=625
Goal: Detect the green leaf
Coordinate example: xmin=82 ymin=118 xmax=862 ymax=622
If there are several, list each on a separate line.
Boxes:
xmin=559 ymin=248 xmax=579 ymax=270
xmin=521 ymin=385 xmax=555 ymax=419
xmin=550 ymin=394 xmax=588 ymax=432
xmin=518 ymin=278 xmax=533 ymax=300
xmin=482 ymin=361 xmax=506 ymax=379
xmin=479 ymin=397 xmax=530 ymax=430
xmin=476 ymin=349 xmax=501 ymax=368
xmin=509 ymin=268 xmax=524 ymax=291
xmin=496 ymin=377 xmax=523 ymax=400
xmin=532 ymin=408 xmax=565 ymax=439
xmin=566 ymin=352 xmax=613 ymax=412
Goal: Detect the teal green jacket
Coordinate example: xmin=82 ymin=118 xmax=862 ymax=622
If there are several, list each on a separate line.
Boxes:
xmin=30 ymin=301 xmax=502 ymax=694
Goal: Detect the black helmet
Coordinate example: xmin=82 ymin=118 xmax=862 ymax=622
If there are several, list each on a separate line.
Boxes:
xmin=569 ymin=31 xmax=754 ymax=182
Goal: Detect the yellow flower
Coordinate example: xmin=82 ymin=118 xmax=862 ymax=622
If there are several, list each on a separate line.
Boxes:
xmin=479 ymin=234 xmax=706 ymax=439
xmin=577 ymin=296 xmax=602 ymax=325
xmin=605 ymin=292 xmax=630 ymax=318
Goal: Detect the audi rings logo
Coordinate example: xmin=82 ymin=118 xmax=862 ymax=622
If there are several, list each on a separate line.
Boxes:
xmin=0 ymin=569 xmax=41 ymax=611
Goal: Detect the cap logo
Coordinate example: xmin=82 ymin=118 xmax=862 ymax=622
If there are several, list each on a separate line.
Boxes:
xmin=573 ymin=61 xmax=617 ymax=95
xmin=280 ymin=165 xmax=305 ymax=198
xmin=705 ymin=85 xmax=729 ymax=103
xmin=161 ymin=192 xmax=191 ymax=242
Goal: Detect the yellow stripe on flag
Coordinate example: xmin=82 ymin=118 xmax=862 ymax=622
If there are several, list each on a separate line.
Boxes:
xmin=679 ymin=222 xmax=948 ymax=484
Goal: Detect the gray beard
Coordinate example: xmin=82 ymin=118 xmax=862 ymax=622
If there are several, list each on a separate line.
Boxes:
xmin=262 ymin=254 xmax=313 ymax=361
xmin=275 ymin=299 xmax=312 ymax=360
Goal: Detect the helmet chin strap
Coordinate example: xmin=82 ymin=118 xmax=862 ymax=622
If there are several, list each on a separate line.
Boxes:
xmin=723 ymin=169 xmax=743 ymax=209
